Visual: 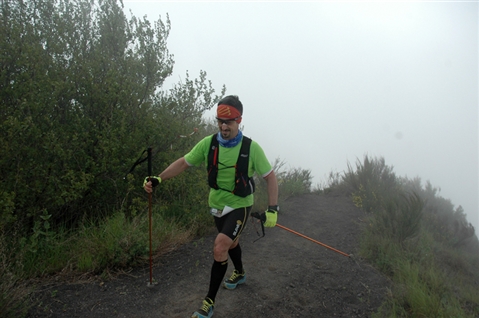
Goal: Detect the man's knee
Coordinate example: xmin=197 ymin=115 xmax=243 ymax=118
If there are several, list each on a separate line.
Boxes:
xmin=214 ymin=234 xmax=233 ymax=259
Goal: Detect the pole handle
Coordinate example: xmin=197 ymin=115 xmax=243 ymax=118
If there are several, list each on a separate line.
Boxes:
xmin=147 ymin=147 xmax=152 ymax=177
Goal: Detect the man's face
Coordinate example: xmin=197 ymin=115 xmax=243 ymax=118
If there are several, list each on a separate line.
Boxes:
xmin=216 ymin=117 xmax=239 ymax=140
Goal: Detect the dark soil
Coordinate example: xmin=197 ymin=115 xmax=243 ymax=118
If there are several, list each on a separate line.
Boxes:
xmin=27 ymin=191 xmax=391 ymax=317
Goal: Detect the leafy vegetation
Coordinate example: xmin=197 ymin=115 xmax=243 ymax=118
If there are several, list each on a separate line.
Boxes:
xmin=335 ymin=155 xmax=479 ymax=317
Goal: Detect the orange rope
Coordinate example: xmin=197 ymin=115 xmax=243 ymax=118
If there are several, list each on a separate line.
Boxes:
xmin=276 ymin=224 xmax=350 ymax=257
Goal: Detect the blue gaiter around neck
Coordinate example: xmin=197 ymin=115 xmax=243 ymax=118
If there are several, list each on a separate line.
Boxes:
xmin=217 ymin=130 xmax=243 ymax=148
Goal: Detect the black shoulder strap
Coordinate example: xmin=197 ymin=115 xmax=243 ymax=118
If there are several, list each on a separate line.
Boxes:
xmin=207 ymin=134 xmax=219 ymax=189
xmin=233 ymin=136 xmax=255 ymax=197
xmin=236 ymin=136 xmax=252 ymax=174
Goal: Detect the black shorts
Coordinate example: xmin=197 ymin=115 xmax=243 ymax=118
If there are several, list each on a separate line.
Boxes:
xmin=214 ymin=206 xmax=252 ymax=242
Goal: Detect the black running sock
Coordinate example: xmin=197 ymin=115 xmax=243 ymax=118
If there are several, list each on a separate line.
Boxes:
xmin=228 ymin=244 xmax=243 ymax=272
xmin=206 ymin=259 xmax=228 ymax=302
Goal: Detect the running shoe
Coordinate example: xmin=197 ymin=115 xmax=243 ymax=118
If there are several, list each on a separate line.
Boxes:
xmin=191 ymin=297 xmax=214 ymax=318
xmin=223 ymin=269 xmax=246 ymax=289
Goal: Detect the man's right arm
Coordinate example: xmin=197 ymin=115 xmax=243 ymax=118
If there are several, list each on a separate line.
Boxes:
xmin=144 ymin=157 xmax=190 ymax=193
xmin=159 ymin=157 xmax=190 ymax=181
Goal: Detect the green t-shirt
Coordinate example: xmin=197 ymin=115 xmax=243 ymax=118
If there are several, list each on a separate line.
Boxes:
xmin=184 ymin=134 xmax=272 ymax=210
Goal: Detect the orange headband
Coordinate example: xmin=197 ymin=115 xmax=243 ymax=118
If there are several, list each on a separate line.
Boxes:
xmin=217 ymin=104 xmax=242 ymax=123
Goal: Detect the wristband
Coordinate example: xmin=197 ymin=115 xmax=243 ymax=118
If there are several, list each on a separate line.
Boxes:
xmin=267 ymin=205 xmax=279 ymax=212
xmin=143 ymin=176 xmax=161 ymax=187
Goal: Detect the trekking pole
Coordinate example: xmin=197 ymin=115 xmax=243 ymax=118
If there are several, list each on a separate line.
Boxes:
xmin=275 ymin=223 xmax=350 ymax=258
xmin=123 ymin=148 xmax=155 ymax=286
xmin=123 ymin=129 xmax=199 ymax=286
xmin=147 ymin=147 xmax=155 ymax=287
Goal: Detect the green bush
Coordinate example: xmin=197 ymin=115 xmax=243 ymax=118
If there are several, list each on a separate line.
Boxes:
xmin=348 ymin=155 xmax=479 ymax=317
xmin=372 ymin=193 xmax=424 ymax=245
xmin=343 ymin=156 xmax=399 ymax=212
xmin=0 ymin=0 xmax=225 ymax=313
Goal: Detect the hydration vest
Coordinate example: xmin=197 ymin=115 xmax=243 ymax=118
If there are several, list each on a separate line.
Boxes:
xmin=207 ymin=134 xmax=255 ymax=197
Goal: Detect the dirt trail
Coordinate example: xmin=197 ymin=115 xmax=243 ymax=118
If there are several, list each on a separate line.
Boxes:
xmin=28 ymin=191 xmax=391 ymax=317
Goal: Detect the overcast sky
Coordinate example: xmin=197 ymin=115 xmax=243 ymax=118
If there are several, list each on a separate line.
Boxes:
xmin=123 ymin=1 xmax=478 ymax=232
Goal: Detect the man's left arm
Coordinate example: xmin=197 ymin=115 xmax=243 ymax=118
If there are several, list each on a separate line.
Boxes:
xmin=264 ymin=170 xmax=278 ymax=206
xmin=250 ymin=141 xmax=279 ymax=227
xmin=263 ymin=170 xmax=279 ymax=227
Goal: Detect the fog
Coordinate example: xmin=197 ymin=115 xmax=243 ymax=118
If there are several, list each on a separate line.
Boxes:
xmin=123 ymin=2 xmax=478 ymax=232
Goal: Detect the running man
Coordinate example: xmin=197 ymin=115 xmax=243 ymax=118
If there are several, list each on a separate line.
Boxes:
xmin=144 ymin=95 xmax=278 ymax=318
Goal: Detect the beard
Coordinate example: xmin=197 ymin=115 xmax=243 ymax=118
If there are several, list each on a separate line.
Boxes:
xmin=220 ymin=128 xmax=232 ymax=140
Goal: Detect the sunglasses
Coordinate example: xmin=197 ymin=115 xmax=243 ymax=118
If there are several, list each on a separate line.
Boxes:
xmin=216 ymin=117 xmax=238 ymax=125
